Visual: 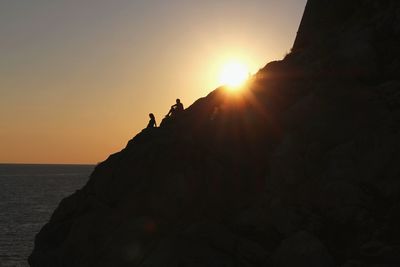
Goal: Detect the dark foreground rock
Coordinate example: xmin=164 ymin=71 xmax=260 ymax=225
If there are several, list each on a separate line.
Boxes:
xmin=273 ymin=231 xmax=334 ymax=267
xmin=30 ymin=0 xmax=400 ymax=266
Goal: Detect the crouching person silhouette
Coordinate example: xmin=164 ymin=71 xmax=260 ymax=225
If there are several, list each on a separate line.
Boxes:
xmin=166 ymin=98 xmax=184 ymax=117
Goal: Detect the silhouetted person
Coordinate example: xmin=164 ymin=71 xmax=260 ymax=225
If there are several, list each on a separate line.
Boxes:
xmin=166 ymin=98 xmax=184 ymax=117
xmin=147 ymin=113 xmax=157 ymax=128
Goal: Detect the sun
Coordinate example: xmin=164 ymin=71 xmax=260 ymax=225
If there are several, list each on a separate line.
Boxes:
xmin=219 ymin=61 xmax=249 ymax=89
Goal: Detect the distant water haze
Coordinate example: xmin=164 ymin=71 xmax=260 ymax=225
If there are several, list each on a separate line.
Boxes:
xmin=0 ymin=164 xmax=93 ymax=266
xmin=0 ymin=0 xmax=307 ymax=164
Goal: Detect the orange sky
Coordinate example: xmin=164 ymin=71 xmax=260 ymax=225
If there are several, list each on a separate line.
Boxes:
xmin=0 ymin=0 xmax=307 ymax=164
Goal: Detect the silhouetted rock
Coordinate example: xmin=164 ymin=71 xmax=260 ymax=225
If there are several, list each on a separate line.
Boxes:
xmin=272 ymin=231 xmax=334 ymax=267
xmin=30 ymin=0 xmax=400 ymax=266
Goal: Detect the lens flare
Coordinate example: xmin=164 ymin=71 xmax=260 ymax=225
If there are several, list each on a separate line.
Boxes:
xmin=219 ymin=61 xmax=249 ymax=89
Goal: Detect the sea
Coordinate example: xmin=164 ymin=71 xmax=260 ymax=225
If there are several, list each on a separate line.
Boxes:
xmin=0 ymin=164 xmax=94 ymax=267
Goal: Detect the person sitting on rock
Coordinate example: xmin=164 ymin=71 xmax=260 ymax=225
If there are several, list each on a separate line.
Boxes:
xmin=147 ymin=113 xmax=157 ymax=128
xmin=166 ymin=98 xmax=184 ymax=117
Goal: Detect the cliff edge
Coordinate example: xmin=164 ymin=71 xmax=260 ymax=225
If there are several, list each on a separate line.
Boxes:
xmin=30 ymin=1 xmax=400 ymax=266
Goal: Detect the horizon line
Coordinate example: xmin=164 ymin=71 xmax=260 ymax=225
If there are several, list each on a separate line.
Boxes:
xmin=0 ymin=162 xmax=96 ymax=166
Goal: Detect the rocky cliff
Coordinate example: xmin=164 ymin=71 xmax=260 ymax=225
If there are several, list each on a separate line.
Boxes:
xmin=30 ymin=1 xmax=400 ymax=266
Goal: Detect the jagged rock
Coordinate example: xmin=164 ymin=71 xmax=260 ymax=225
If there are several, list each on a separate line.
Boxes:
xmin=30 ymin=0 xmax=400 ymax=266
xmin=272 ymin=231 xmax=334 ymax=267
xmin=341 ymin=260 xmax=362 ymax=267
xmin=360 ymin=241 xmax=400 ymax=265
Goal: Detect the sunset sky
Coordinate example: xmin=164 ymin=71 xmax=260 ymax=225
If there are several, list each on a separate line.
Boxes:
xmin=0 ymin=0 xmax=307 ymax=164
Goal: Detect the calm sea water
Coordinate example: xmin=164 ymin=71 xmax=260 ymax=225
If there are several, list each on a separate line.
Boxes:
xmin=0 ymin=164 xmax=94 ymax=267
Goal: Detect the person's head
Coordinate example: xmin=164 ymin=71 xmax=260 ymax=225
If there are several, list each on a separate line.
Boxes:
xmin=176 ymin=98 xmax=180 ymax=104
xmin=149 ymin=113 xmax=155 ymax=120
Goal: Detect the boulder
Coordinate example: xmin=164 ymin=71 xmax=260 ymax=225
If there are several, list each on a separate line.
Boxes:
xmin=272 ymin=231 xmax=334 ymax=267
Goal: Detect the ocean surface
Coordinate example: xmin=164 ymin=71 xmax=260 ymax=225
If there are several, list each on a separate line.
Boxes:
xmin=0 ymin=164 xmax=94 ymax=267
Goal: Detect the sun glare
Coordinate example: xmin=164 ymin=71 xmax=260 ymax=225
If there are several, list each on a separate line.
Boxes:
xmin=219 ymin=61 xmax=249 ymax=89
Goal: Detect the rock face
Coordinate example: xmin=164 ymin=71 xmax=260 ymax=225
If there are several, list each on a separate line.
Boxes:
xmin=29 ymin=1 xmax=400 ymax=266
xmin=293 ymin=0 xmax=400 ymax=82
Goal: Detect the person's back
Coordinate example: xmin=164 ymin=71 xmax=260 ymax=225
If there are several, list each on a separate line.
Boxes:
xmin=175 ymin=101 xmax=183 ymax=113
xmin=147 ymin=113 xmax=157 ymax=128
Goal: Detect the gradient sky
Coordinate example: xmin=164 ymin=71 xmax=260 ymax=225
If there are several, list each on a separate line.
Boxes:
xmin=0 ymin=0 xmax=307 ymax=164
